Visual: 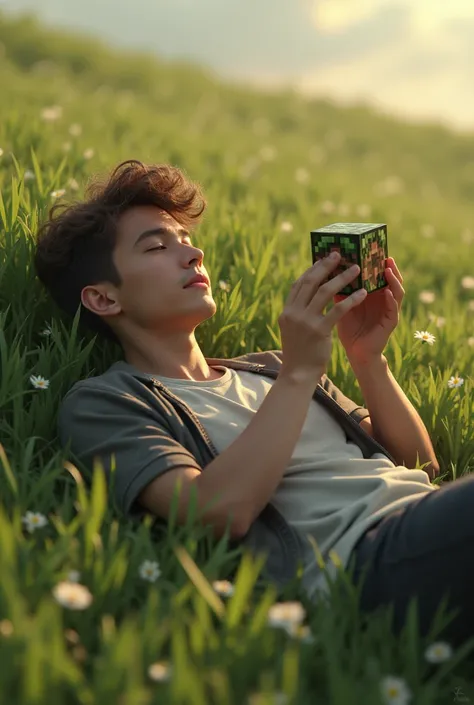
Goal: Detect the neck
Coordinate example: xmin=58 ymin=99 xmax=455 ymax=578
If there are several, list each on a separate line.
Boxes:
xmin=120 ymin=329 xmax=216 ymax=381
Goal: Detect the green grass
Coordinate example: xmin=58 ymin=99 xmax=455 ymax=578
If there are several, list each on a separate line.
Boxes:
xmin=1 ymin=9 xmax=474 ymax=705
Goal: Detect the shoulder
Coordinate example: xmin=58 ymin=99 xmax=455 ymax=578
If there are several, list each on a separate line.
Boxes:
xmin=57 ymin=364 xmax=161 ymax=441
xmin=60 ymin=363 xmax=155 ymax=406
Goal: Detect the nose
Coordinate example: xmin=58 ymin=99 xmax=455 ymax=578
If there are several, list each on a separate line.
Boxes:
xmin=185 ymin=244 xmax=205 ymax=264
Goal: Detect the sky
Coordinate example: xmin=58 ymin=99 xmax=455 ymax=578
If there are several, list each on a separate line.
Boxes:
xmin=2 ymin=0 xmax=474 ymax=132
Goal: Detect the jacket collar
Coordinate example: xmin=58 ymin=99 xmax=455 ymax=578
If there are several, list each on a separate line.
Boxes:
xmin=110 ymin=355 xmax=270 ymax=380
xmin=109 ymin=354 xmax=397 ymax=467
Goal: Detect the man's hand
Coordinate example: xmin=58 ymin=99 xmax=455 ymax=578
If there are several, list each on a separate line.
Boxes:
xmin=334 ymin=257 xmax=405 ymax=365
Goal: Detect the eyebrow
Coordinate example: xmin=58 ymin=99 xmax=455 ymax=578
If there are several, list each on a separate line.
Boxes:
xmin=133 ymin=226 xmax=192 ymax=248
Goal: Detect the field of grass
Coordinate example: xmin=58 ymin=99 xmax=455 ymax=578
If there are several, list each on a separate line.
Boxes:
xmin=1 ymin=10 xmax=474 ymax=705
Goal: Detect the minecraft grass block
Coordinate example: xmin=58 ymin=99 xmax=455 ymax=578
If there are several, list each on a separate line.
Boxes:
xmin=310 ymin=223 xmax=389 ymax=296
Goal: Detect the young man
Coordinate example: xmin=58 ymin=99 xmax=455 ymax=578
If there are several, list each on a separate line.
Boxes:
xmin=34 ymin=159 xmax=474 ymax=648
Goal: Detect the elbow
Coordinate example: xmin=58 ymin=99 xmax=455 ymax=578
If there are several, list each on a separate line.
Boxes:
xmin=216 ymin=503 xmax=251 ymax=541
xmin=230 ymin=517 xmax=251 ymax=541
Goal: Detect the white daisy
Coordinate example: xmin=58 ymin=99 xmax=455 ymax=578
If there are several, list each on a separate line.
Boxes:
xmin=68 ymin=123 xmax=82 ymax=137
xmin=374 ymin=175 xmax=404 ymax=197
xmin=259 ymin=145 xmax=277 ymax=162
xmin=461 ymin=276 xmax=474 ymax=290
xmin=83 ymin=148 xmax=95 ymax=160
xmin=414 ymin=330 xmax=436 ymax=345
xmin=30 ymin=375 xmax=50 ymax=390
xmin=380 ymin=675 xmax=412 ymax=705
xmin=24 ymin=169 xmax=35 ymax=181
xmin=427 ymin=313 xmax=445 ymax=328
xmin=139 ymin=559 xmax=161 ymax=582
xmin=40 ymin=105 xmax=62 ymax=122
xmin=218 ymin=280 xmax=231 ymax=292
xmin=295 ymin=167 xmax=310 ymax=184
xmin=52 ymin=581 xmax=93 ymax=610
xmin=39 ymin=325 xmax=52 ymax=337
xmin=51 ymin=189 xmax=66 ymax=199
xmin=467 ymin=337 xmax=474 ymax=347
xmin=267 ymin=601 xmax=305 ymax=629
xmin=0 ymin=620 xmax=13 ymax=637
xmin=448 ymin=375 xmax=464 ymax=388
xmin=21 ymin=511 xmax=48 ymax=533
xmin=419 ymin=291 xmax=435 ymax=304
xmin=424 ymin=641 xmax=453 ymax=663
xmin=147 ymin=661 xmax=172 ymax=681
xmin=280 ymin=221 xmax=293 ymax=233
xmin=0 ymin=148 xmax=3 ymax=157
xmin=320 ymin=200 xmax=336 ymax=214
xmin=212 ymin=580 xmax=235 ymax=597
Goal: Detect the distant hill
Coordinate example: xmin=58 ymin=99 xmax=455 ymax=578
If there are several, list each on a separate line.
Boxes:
xmin=1 ymin=7 xmax=473 ymax=250
xmin=3 ymin=0 xmax=474 ymax=130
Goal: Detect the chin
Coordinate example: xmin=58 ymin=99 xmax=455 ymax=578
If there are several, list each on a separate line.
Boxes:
xmin=201 ymin=301 xmax=217 ymax=320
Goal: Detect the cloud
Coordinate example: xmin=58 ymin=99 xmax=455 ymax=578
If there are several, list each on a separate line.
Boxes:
xmin=310 ymin=0 xmax=393 ymax=34
xmin=296 ymin=18 xmax=474 ymax=129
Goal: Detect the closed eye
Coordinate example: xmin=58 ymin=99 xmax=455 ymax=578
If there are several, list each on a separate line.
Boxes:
xmin=146 ymin=239 xmax=194 ymax=253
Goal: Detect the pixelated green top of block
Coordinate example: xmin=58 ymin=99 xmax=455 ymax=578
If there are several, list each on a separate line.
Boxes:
xmin=312 ymin=223 xmax=386 ymax=236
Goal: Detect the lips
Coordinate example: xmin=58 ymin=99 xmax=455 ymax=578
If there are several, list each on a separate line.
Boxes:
xmin=184 ymin=274 xmax=209 ymax=288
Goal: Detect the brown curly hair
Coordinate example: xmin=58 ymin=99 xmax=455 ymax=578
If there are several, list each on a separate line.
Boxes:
xmin=34 ymin=159 xmax=207 ymax=346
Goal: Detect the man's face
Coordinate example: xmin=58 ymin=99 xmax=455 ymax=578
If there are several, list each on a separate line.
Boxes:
xmin=89 ymin=205 xmax=216 ymax=337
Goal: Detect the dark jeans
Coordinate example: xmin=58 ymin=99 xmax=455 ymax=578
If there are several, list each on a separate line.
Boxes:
xmin=346 ymin=474 xmax=474 ymax=650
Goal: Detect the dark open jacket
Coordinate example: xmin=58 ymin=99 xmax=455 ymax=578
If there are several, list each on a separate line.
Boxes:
xmin=58 ymin=349 xmax=398 ymax=596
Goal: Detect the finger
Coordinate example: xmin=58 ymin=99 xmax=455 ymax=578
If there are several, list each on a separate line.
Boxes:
xmin=322 ymin=288 xmax=368 ymax=330
xmin=385 ymin=269 xmax=405 ymax=307
xmin=295 ymin=253 xmax=356 ymax=307
xmin=387 ymin=288 xmax=402 ymax=321
xmin=385 ymin=287 xmax=399 ymax=312
xmin=386 ymin=257 xmax=403 ymax=285
xmin=306 ymin=263 xmax=361 ymax=312
xmin=289 ymin=253 xmax=341 ymax=302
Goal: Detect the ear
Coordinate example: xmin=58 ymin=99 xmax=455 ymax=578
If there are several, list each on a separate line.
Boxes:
xmin=81 ymin=284 xmax=121 ymax=318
